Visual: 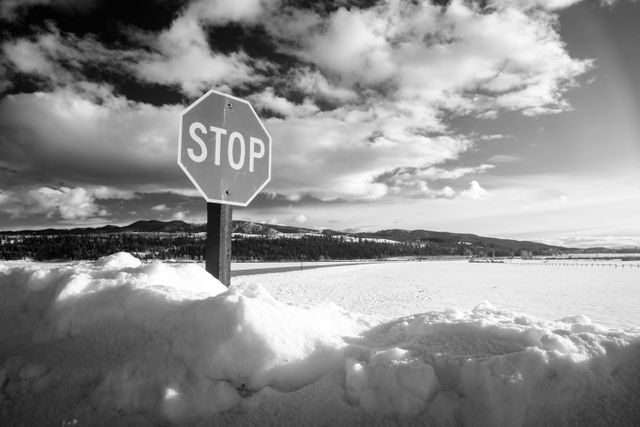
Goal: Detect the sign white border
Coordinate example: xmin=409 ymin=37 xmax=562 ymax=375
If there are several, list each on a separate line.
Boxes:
xmin=178 ymin=89 xmax=272 ymax=207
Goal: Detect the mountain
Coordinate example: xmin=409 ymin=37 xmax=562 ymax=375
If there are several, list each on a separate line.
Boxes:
xmin=355 ymin=229 xmax=567 ymax=253
xmin=8 ymin=219 xmax=628 ymax=262
xmin=123 ymin=220 xmax=204 ymax=233
xmin=1 ymin=219 xmax=570 ymax=254
xmin=233 ymin=220 xmax=318 ymax=236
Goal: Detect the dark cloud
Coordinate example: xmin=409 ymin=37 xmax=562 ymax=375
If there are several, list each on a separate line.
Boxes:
xmin=3 ymin=0 xmax=186 ymax=38
xmin=0 ymin=87 xmax=184 ymax=190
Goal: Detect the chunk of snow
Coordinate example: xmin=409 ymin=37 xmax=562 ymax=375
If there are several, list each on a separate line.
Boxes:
xmin=0 ymin=254 xmax=638 ymax=426
xmin=93 ymin=251 xmax=142 ymax=269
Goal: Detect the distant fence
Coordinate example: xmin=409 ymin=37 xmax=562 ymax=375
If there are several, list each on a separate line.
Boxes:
xmin=506 ymin=260 xmax=640 ymax=269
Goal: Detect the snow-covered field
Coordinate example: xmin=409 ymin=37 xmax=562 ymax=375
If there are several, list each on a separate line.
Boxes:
xmin=242 ymin=259 xmax=640 ymax=330
xmin=1 ymin=254 xmax=639 ymax=426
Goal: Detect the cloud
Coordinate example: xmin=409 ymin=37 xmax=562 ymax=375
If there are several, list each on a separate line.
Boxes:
xmin=250 ymin=88 xmax=319 ymax=117
xmin=488 ymin=154 xmax=524 ymax=163
xmin=239 ymin=0 xmax=592 ymax=201
xmin=548 ymin=234 xmax=640 ymax=249
xmin=1 ymin=27 xmax=136 ymax=90
xmin=266 ymin=112 xmax=472 ymax=200
xmin=35 ymin=187 xmax=98 ymax=220
xmin=2 ymin=39 xmax=55 ymax=75
xmin=151 ymin=204 xmax=169 ymax=212
xmin=0 ymin=85 xmax=183 ymax=191
xmin=172 ymin=211 xmax=187 ymax=221
xmin=415 ymin=165 xmax=495 ymax=181
xmin=0 ymin=185 xmax=119 ymax=220
xmin=91 ymin=186 xmax=137 ymax=200
xmin=292 ymin=214 xmax=307 ymax=224
xmin=402 ymin=2 xmax=590 ymax=115
xmin=270 ymin=1 xmax=592 ymax=118
xmin=186 ymin=0 xmax=280 ymax=24
xmin=387 ymin=180 xmax=457 ymax=199
xmin=461 ymin=180 xmax=490 ymax=200
xmin=133 ymin=14 xmax=257 ymax=96
xmin=596 ymin=0 xmax=626 ymax=5
xmin=489 ymin=1 xmax=583 ymax=11
xmin=479 ymin=134 xmax=512 ymax=141
xmin=292 ymin=68 xmax=357 ymax=103
xmin=379 ymin=165 xmax=493 ymax=199
xmin=0 ymin=12 xmax=258 ymax=98
xmin=302 ymin=7 xmax=395 ymax=85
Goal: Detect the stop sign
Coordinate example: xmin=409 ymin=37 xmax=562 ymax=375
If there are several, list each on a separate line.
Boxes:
xmin=178 ymin=90 xmax=272 ymax=206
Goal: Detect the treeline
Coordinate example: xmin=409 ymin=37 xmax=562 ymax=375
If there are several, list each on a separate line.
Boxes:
xmin=0 ymin=234 xmax=203 ymax=261
xmin=234 ymin=236 xmax=434 ymax=261
xmin=0 ymin=233 xmax=532 ymax=262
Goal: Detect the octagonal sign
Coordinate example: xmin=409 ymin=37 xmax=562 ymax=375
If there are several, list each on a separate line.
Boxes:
xmin=178 ymin=90 xmax=272 ymax=206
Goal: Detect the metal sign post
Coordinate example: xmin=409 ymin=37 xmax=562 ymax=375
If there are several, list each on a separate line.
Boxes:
xmin=178 ymin=90 xmax=272 ymax=286
xmin=205 ymin=203 xmax=232 ymax=286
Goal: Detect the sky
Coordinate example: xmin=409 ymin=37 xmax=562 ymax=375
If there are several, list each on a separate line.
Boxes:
xmin=0 ymin=0 xmax=639 ymax=248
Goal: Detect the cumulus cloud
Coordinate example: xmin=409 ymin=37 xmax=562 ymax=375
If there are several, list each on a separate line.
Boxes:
xmin=1 ymin=27 xmax=135 ymax=90
xmin=0 ymin=85 xmax=183 ymax=191
xmin=366 ymin=176 xmax=491 ymax=201
xmin=0 ymin=185 xmax=127 ymax=220
xmin=489 ymin=0 xmax=583 ymax=11
xmin=151 ymin=204 xmax=169 ymax=212
xmin=186 ymin=0 xmax=280 ymax=24
xmin=133 ymin=15 xmax=257 ymax=96
xmin=2 ymin=39 xmax=55 ymax=75
xmin=292 ymin=68 xmax=357 ymax=103
xmin=266 ymin=111 xmax=472 ymax=200
xmin=250 ymin=88 xmax=319 ymax=117
xmin=380 ymin=165 xmax=493 ymax=199
xmin=488 ymin=154 xmax=524 ymax=163
xmin=172 ymin=211 xmax=187 ymax=221
xmin=416 ymin=165 xmax=495 ymax=181
xmin=243 ymin=0 xmax=592 ymax=201
xmin=597 ymin=0 xmax=631 ymax=5
xmin=461 ymin=180 xmax=491 ymax=200
xmin=1 ymin=11 xmax=258 ymax=97
xmin=387 ymin=180 xmax=457 ymax=199
xmin=292 ymin=214 xmax=307 ymax=224
xmin=269 ymin=1 xmax=593 ymax=118
xmin=302 ymin=7 xmax=395 ymax=85
xmin=32 ymin=187 xmax=98 ymax=219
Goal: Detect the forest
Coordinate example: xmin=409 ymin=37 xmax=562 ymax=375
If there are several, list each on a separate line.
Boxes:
xmin=0 ymin=232 xmax=524 ymax=262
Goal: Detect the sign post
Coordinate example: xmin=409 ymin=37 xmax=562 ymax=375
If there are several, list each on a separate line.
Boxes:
xmin=205 ymin=203 xmax=233 ymax=285
xmin=178 ymin=90 xmax=272 ymax=286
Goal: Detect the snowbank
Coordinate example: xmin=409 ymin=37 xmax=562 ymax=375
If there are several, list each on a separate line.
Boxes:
xmin=1 ymin=254 xmax=639 ymax=426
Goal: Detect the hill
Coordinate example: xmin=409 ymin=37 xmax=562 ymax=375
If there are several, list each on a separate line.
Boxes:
xmin=0 ymin=219 xmax=576 ymax=261
xmin=355 ymin=229 xmax=566 ymax=254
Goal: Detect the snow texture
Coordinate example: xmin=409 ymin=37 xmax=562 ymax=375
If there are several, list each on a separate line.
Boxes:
xmin=1 ymin=253 xmax=639 ymax=426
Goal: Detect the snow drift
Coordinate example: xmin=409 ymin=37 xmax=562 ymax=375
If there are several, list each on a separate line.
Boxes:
xmin=1 ymin=253 xmax=639 ymax=426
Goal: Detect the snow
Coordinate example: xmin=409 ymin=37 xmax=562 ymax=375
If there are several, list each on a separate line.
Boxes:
xmin=1 ymin=254 xmax=639 ymax=426
xmin=247 ymin=260 xmax=640 ymax=330
xmin=231 ymin=260 xmax=363 ymax=272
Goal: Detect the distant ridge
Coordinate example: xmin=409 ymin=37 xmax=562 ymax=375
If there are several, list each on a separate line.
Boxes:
xmin=354 ymin=229 xmax=564 ymax=253
xmin=2 ymin=219 xmax=571 ymax=254
xmin=124 ymin=220 xmax=203 ymax=233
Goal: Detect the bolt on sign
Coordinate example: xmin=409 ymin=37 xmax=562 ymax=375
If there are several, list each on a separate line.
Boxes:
xmin=178 ymin=90 xmax=272 ymax=285
xmin=178 ymin=90 xmax=272 ymax=206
